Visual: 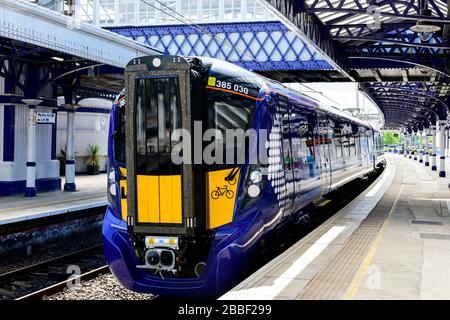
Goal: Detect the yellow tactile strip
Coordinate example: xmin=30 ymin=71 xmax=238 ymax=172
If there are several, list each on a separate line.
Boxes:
xmin=297 ymin=158 xmax=403 ymax=300
xmin=227 ymin=161 xmax=392 ymax=296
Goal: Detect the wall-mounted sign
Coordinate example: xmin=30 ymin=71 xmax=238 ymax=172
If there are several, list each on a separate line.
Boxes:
xmin=36 ymin=112 xmax=56 ymax=124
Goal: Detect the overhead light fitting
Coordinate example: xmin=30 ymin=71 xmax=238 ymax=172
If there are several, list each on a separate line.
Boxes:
xmin=409 ymin=8 xmax=441 ymax=42
xmin=88 ymin=66 xmax=95 ymax=79
xmin=51 ymin=56 xmax=64 ymax=62
xmin=419 ymin=67 xmax=430 ymax=75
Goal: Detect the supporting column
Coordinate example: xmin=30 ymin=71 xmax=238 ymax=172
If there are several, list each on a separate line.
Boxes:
xmin=413 ymin=132 xmax=418 ymax=160
xmin=419 ymin=132 xmax=423 ymax=163
xmin=64 ymin=104 xmax=78 ymax=191
xmin=93 ymin=0 xmax=100 ymax=26
xmin=431 ymin=125 xmax=437 ymax=171
xmin=424 ymin=130 xmax=430 ymax=166
xmin=439 ymin=121 xmax=446 ymax=177
xmin=408 ymin=134 xmax=413 ymax=159
xmin=404 ymin=133 xmax=408 ymax=157
xmin=22 ymin=99 xmax=42 ymax=197
xmin=447 ymin=128 xmax=450 ymax=158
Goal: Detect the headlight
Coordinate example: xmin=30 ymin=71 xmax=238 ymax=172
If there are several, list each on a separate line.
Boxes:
xmin=108 ymin=168 xmax=116 ymax=196
xmin=248 ymin=184 xmax=260 ymax=198
xmin=249 ymin=170 xmax=263 ymax=183
xmin=107 ymin=165 xmax=120 ymax=216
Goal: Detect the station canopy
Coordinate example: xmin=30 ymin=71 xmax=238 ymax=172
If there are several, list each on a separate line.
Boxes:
xmin=262 ymin=0 xmax=450 ymax=131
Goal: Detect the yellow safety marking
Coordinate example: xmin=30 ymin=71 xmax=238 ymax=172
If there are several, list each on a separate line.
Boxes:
xmin=207 ymin=76 xmax=216 ymax=86
xmin=342 ymin=218 xmax=391 ymax=300
xmin=206 ymin=168 xmax=240 ymax=229
xmin=136 ymin=175 xmax=159 ymax=223
xmin=159 ymin=175 xmax=182 ymax=224
xmin=119 ymin=167 xmax=127 ymax=221
xmin=317 ymin=199 xmax=332 ymax=207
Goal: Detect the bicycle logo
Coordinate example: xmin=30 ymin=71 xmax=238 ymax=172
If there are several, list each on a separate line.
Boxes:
xmin=210 ymin=185 xmax=234 ymax=200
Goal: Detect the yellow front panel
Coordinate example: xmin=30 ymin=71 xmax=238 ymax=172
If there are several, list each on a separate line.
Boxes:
xmin=206 ymin=168 xmax=240 ymax=229
xmin=136 ymin=175 xmax=159 ymax=223
xmin=119 ymin=167 xmax=127 ymax=221
xmin=159 ymin=175 xmax=182 ymax=223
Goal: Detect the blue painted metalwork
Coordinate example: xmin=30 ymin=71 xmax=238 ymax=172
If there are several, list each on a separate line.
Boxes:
xmin=51 ymin=108 xmax=57 ymax=160
xmin=346 ymin=44 xmax=450 ymax=76
xmin=260 ymin=0 xmax=450 ymax=130
xmin=360 ymin=81 xmax=448 ymax=129
xmin=0 ymin=178 xmax=61 ymax=197
xmin=3 ymin=73 xmax=15 ymax=162
xmin=302 ymin=0 xmax=449 ymax=23
xmin=328 ymin=23 xmax=450 ymax=49
xmin=107 ymin=22 xmax=332 ymax=71
xmin=76 ymin=86 xmax=118 ymax=102
xmin=3 ymin=106 xmax=15 ymax=162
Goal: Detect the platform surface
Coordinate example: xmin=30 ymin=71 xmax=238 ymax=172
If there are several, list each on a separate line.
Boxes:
xmin=0 ymin=174 xmax=107 ymax=225
xmin=221 ymin=154 xmax=450 ymax=300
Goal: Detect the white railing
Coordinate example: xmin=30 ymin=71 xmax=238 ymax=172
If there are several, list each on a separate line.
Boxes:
xmin=0 ymin=0 xmax=159 ymax=67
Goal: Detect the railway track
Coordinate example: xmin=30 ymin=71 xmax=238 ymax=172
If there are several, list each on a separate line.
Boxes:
xmin=17 ymin=265 xmax=110 ymax=300
xmin=0 ymin=244 xmax=106 ymax=300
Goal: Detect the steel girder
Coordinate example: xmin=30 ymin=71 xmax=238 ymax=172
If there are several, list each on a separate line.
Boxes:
xmin=107 ymin=21 xmax=332 ymax=72
xmin=76 ymin=86 xmax=118 ymax=102
xmin=260 ymin=0 xmax=352 ymax=78
xmin=302 ymin=0 xmax=450 ymax=23
xmin=360 ymin=80 xmax=448 ymax=129
xmin=300 ymin=0 xmax=450 ymax=75
xmin=259 ymin=0 xmax=450 ymax=131
xmin=346 ymin=44 xmax=450 ymax=76
xmin=328 ymin=23 xmax=450 ymax=50
xmin=0 ymin=36 xmax=121 ymax=102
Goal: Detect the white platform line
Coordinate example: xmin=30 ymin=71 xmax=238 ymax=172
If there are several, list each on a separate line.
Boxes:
xmin=0 ymin=200 xmax=107 ymax=225
xmin=220 ymin=226 xmax=346 ymax=300
xmin=366 ymin=160 xmax=393 ymax=197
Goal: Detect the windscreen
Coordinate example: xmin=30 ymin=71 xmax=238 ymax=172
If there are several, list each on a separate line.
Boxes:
xmin=135 ymin=77 xmax=182 ymax=175
xmin=206 ymin=91 xmax=254 ymax=170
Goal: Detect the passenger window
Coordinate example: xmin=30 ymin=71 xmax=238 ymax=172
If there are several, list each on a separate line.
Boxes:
xmin=206 ymin=91 xmax=254 ymax=169
xmin=341 ymin=131 xmax=350 ymax=158
xmin=281 ymin=113 xmax=293 ymax=171
xmin=334 ymin=128 xmax=343 ymax=158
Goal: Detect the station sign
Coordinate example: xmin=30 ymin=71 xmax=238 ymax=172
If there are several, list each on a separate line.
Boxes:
xmin=36 ymin=112 xmax=56 ymax=124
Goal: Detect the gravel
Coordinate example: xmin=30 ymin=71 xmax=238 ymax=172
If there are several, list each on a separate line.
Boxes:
xmin=44 ymin=273 xmax=155 ymax=300
xmin=0 ymin=230 xmax=102 ymax=274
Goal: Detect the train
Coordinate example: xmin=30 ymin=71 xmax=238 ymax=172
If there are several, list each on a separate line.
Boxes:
xmin=102 ymin=55 xmax=385 ymax=297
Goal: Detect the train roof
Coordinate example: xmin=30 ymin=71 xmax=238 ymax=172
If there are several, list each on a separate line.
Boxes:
xmin=199 ymin=56 xmax=374 ymax=131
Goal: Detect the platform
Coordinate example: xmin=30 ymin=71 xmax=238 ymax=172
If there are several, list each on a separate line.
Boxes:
xmin=0 ymin=174 xmax=107 ymax=225
xmin=221 ymin=154 xmax=450 ymax=300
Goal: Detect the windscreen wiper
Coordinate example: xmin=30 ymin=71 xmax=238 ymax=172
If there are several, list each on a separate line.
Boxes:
xmin=225 ymin=166 xmax=241 ymax=183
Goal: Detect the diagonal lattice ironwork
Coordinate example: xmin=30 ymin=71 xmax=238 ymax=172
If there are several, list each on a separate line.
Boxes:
xmin=107 ymin=21 xmax=332 ymax=71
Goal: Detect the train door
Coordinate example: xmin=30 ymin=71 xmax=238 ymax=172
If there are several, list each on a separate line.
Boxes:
xmin=289 ymin=104 xmax=321 ymax=207
xmin=124 ymin=56 xmax=197 ymax=236
xmin=278 ymin=97 xmax=295 ymax=218
xmin=290 ymin=108 xmax=302 ymax=207
xmin=317 ymin=111 xmax=332 ymax=194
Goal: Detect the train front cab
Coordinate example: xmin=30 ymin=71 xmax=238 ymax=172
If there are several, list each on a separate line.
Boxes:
xmin=103 ymin=56 xmax=268 ymax=296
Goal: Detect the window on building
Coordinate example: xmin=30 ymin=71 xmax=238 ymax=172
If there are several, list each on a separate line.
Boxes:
xmin=118 ymin=0 xmax=136 ymax=25
xmin=180 ymin=0 xmax=199 ymax=20
xmin=99 ymin=0 xmax=115 ymax=24
xmin=223 ymin=0 xmax=242 ymax=20
xmin=139 ymin=0 xmax=157 ymax=24
xmin=201 ymin=0 xmax=219 ymax=21
xmin=159 ymin=0 xmax=178 ymax=23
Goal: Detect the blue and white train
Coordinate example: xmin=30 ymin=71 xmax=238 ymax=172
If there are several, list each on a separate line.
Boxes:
xmin=102 ymin=55 xmax=384 ymax=296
